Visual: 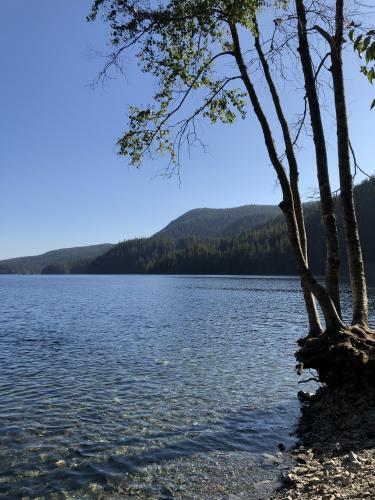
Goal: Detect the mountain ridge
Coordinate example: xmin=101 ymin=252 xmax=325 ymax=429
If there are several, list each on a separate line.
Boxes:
xmin=154 ymin=204 xmax=280 ymax=239
xmin=0 ymin=204 xmax=280 ymax=274
xmin=2 ymin=178 xmax=374 ymax=278
xmin=88 ymin=178 xmax=375 ymax=278
xmin=0 ymin=244 xmax=114 ymax=274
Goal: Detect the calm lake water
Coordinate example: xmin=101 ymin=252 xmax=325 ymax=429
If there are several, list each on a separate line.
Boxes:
xmin=0 ymin=275 xmax=373 ymax=499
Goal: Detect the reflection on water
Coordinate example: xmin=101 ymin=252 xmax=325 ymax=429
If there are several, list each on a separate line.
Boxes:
xmin=1 ymin=275 xmax=370 ymax=498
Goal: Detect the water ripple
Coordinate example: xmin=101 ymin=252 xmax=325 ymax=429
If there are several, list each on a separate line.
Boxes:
xmin=1 ymin=275 xmax=371 ymax=498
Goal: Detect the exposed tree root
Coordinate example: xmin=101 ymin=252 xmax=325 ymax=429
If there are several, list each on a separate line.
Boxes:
xmin=296 ymin=326 xmax=375 ymax=387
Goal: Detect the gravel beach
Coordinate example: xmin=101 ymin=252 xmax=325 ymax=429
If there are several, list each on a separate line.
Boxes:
xmin=274 ymin=388 xmax=375 ymax=499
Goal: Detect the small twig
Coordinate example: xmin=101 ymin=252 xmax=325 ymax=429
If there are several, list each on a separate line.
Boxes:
xmin=298 ymin=377 xmax=320 ymax=384
xmin=349 ymin=140 xmax=372 ymax=180
xmin=293 ymin=95 xmax=308 ymax=146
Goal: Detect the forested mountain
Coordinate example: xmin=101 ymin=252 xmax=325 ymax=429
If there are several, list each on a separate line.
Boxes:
xmin=0 ymin=205 xmax=279 ymax=274
xmin=0 ymin=244 xmax=114 ymax=274
xmin=2 ymin=179 xmax=374 ymax=278
xmin=89 ymin=178 xmax=375 ymax=279
xmin=155 ymin=205 xmax=280 ymax=239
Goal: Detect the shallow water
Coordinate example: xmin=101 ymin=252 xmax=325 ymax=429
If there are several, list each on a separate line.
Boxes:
xmin=0 ymin=275 xmax=372 ymax=498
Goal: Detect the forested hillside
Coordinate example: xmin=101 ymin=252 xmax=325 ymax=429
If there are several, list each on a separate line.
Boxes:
xmin=0 ymin=205 xmax=279 ymax=274
xmin=156 ymin=205 xmax=280 ymax=239
xmin=2 ymin=179 xmax=373 ymax=278
xmin=0 ymin=244 xmax=114 ymax=274
xmin=89 ymin=178 xmax=374 ymax=278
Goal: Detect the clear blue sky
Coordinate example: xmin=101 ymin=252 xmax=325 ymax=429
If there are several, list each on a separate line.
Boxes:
xmin=1 ymin=1 xmax=374 ymax=259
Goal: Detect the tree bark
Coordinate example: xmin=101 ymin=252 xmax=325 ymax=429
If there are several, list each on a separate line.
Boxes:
xmin=253 ymin=23 xmax=322 ymax=336
xmin=321 ymin=0 xmax=368 ymax=327
xmin=229 ymin=23 xmax=344 ymax=331
xmin=295 ymin=0 xmax=342 ymax=318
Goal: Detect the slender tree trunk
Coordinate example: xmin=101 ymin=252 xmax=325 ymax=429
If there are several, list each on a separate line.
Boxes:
xmin=229 ymin=23 xmax=344 ymax=331
xmin=323 ymin=0 xmax=368 ymax=326
xmin=295 ymin=0 xmax=342 ymax=318
xmin=280 ymin=198 xmax=343 ymax=332
xmin=253 ymin=25 xmax=322 ymax=336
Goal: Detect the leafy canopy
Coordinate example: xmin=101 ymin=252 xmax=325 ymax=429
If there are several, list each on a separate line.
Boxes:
xmin=349 ymin=29 xmax=375 ymax=110
xmin=88 ymin=0 xmax=288 ymax=167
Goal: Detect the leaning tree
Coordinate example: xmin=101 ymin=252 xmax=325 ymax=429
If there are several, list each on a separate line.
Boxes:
xmin=293 ymin=0 xmax=374 ymax=384
xmin=89 ymin=0 xmax=374 ymax=387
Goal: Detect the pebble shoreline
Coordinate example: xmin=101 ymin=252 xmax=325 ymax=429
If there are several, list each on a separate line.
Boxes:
xmin=273 ymin=388 xmax=375 ymax=500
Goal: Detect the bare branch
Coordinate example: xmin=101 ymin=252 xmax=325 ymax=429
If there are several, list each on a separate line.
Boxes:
xmin=293 ymin=95 xmax=308 ymax=146
xmin=314 ymin=24 xmax=334 ymax=46
xmin=349 ymin=140 xmax=372 ymax=180
xmin=314 ymin=52 xmax=331 ymax=81
xmin=298 ymin=376 xmax=320 ymax=383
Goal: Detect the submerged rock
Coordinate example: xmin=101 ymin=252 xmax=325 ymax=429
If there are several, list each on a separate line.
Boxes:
xmin=297 ymin=391 xmax=314 ymax=402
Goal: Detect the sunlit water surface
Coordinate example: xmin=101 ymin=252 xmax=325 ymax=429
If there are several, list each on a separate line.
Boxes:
xmin=0 ymin=275 xmax=373 ymax=499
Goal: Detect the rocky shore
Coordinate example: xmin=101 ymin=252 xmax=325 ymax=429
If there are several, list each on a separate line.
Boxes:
xmin=273 ymin=387 xmax=375 ymax=499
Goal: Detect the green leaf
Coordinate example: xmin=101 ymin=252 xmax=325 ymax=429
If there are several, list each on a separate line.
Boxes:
xmin=354 ymin=34 xmax=363 ymax=52
xmin=371 ymin=98 xmax=375 ymax=110
xmin=363 ymin=36 xmax=372 ymax=51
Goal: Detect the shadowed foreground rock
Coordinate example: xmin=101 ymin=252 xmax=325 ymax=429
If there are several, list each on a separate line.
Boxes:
xmin=273 ymin=388 xmax=375 ymax=499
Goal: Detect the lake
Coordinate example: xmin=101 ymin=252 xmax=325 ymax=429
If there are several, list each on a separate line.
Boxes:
xmin=1 ymin=275 xmax=372 ymax=498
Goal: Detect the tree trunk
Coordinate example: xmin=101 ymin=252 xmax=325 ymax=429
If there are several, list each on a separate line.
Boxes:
xmin=229 ymin=23 xmax=344 ymax=332
xmin=327 ymin=0 xmax=368 ymax=327
xmin=254 ymin=24 xmax=322 ymax=336
xmin=295 ymin=0 xmax=342 ymax=318
xmin=279 ymin=199 xmax=344 ymax=332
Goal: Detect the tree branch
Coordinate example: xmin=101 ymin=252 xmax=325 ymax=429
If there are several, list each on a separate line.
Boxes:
xmin=314 ymin=24 xmax=334 ymax=46
xmin=314 ymin=52 xmax=331 ymax=81
xmin=349 ymin=140 xmax=372 ymax=180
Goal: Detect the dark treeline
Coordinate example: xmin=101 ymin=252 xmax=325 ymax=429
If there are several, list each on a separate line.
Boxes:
xmin=89 ymin=178 xmax=374 ymax=277
xmin=88 ymin=221 xmax=295 ymax=274
xmin=2 ymin=179 xmax=372 ymax=277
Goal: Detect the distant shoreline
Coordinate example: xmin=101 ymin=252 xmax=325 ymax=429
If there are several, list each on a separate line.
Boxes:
xmin=2 ymin=273 xmax=374 ymax=285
